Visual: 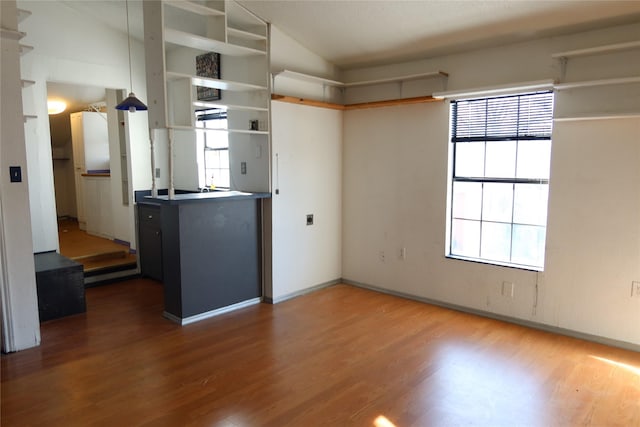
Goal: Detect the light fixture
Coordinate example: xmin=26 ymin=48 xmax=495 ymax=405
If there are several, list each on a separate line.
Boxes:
xmin=115 ymin=0 xmax=147 ymax=112
xmin=47 ymin=100 xmax=67 ymax=115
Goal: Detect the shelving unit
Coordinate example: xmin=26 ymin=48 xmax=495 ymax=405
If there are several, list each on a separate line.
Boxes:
xmin=272 ymin=69 xmax=449 ymax=105
xmin=143 ymin=0 xmax=271 ymax=194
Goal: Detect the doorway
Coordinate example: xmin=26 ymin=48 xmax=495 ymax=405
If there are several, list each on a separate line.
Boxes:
xmin=47 ymin=82 xmax=138 ymax=283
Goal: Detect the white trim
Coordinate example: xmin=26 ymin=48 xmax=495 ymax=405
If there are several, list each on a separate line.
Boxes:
xmin=263 ymin=279 xmax=340 ymax=304
xmin=342 ymin=279 xmax=640 ymax=353
xmin=163 ymin=297 xmax=262 ymax=325
xmin=432 ymin=79 xmax=555 ymax=100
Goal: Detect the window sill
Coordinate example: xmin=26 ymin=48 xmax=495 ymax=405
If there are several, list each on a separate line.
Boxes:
xmin=445 ymin=254 xmax=543 ymax=272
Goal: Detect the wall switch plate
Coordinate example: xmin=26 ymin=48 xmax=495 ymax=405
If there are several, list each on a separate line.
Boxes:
xmin=399 ymin=247 xmax=406 ymax=260
xmin=306 ymin=214 xmax=313 ymax=226
xmin=502 ymin=281 xmax=514 ymax=298
xmin=241 ymin=162 xmax=247 ymax=175
xmin=9 ymin=166 xmax=21 ymax=183
xmin=155 ymin=168 xmax=161 ymax=178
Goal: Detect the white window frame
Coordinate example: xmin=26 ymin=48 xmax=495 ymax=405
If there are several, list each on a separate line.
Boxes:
xmin=445 ymin=91 xmax=554 ymax=271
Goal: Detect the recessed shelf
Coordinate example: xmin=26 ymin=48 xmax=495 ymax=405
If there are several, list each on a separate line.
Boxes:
xmin=552 ymin=40 xmax=640 ymax=59
xmin=21 ymin=79 xmax=35 ymax=88
xmin=227 ymin=27 xmax=267 ymax=41
xmin=0 ymin=28 xmax=25 ymax=41
xmin=193 ymin=101 xmax=268 ymax=112
xmin=167 ymin=71 xmax=267 ymax=92
xmin=164 ymin=28 xmax=266 ymax=56
xmin=164 ymin=0 xmax=225 ymax=16
xmin=23 ymin=114 xmax=37 ymax=122
xmin=554 ymin=76 xmax=640 ymax=90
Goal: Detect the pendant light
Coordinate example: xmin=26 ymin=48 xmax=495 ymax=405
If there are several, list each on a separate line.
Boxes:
xmin=116 ymin=0 xmax=147 ymax=112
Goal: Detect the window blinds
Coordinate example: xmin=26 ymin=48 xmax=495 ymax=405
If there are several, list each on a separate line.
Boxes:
xmin=451 ymin=92 xmax=554 ymax=142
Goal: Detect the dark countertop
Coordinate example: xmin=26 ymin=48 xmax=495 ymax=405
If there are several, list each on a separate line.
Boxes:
xmin=34 ymin=252 xmax=82 ymax=273
xmin=139 ymin=190 xmax=271 ymax=205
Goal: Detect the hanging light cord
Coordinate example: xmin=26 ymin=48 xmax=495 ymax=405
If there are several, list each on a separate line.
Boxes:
xmin=125 ymin=0 xmax=133 ymax=93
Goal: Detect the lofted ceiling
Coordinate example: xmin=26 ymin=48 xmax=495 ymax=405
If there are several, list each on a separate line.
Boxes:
xmin=54 ymin=0 xmax=640 ymax=110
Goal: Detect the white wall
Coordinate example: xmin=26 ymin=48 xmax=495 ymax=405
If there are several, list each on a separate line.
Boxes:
xmin=267 ymin=26 xmax=343 ymax=300
xmin=341 ymin=24 xmax=640 ymax=347
xmin=270 ymin=101 xmax=343 ymax=301
xmin=1 ymin=0 xmax=41 ymax=352
xmin=18 ymin=0 xmax=151 ymax=253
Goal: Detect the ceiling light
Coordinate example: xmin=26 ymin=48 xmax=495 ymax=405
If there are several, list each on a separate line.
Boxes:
xmin=47 ymin=100 xmax=67 ymax=115
xmin=115 ymin=0 xmax=147 ymax=112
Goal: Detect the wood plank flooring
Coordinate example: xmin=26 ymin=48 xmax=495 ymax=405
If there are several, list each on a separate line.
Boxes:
xmin=2 ymin=280 xmax=639 ymax=426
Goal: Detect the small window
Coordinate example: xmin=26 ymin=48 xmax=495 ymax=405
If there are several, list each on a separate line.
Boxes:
xmin=447 ymin=91 xmax=554 ymax=270
xmin=196 ymin=109 xmax=230 ymax=190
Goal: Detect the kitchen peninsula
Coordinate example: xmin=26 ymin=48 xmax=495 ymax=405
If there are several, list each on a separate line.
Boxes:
xmin=137 ymin=191 xmax=270 ymax=324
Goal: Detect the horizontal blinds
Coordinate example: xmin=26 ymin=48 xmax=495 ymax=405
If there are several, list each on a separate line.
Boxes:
xmin=452 ymin=92 xmax=554 ymax=142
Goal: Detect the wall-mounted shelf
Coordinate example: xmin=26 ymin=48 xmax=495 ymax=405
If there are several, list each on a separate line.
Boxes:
xmin=23 ymin=114 xmax=37 ymax=122
xmin=554 ymin=76 xmax=640 ymax=90
xmin=227 ymin=26 xmax=267 ymax=41
xmin=17 ymin=8 xmax=31 ymax=23
xmin=164 ymin=0 xmax=225 ymax=16
xmin=554 ymin=112 xmax=640 ymax=122
xmin=169 ymin=125 xmax=269 ymax=135
xmin=552 ymin=40 xmax=640 ymax=59
xmin=19 ymin=44 xmax=33 ymax=55
xmin=164 ymin=28 xmax=265 ymax=56
xmin=166 ymin=71 xmax=267 ymax=92
xmin=193 ymin=101 xmax=268 ymax=112
xmin=273 ymin=69 xmax=448 ymax=88
xmin=21 ymin=79 xmax=35 ymax=88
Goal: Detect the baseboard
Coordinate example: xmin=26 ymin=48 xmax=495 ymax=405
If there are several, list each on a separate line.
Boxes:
xmin=342 ymin=279 xmax=640 ymax=353
xmin=164 ymin=297 xmax=262 ymax=326
xmin=84 ymin=268 xmax=140 ymax=287
xmin=264 ymin=279 xmax=341 ymax=304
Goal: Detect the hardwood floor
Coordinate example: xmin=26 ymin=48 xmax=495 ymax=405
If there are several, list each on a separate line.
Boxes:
xmin=58 ymin=219 xmax=137 ymax=273
xmin=2 ymin=280 xmax=639 ymax=426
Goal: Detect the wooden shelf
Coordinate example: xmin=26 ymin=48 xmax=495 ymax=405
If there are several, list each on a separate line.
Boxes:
xmin=554 ymin=76 xmax=640 ymax=90
xmin=164 ymin=0 xmax=225 ymax=16
xmin=164 ymin=28 xmax=266 ymax=56
xmin=167 ymin=71 xmax=267 ymax=92
xmin=552 ymin=40 xmax=640 ymax=59
xmin=271 ymin=94 xmax=443 ymax=110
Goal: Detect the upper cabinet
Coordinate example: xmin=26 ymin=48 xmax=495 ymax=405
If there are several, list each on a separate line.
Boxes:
xmin=143 ymin=0 xmax=270 ymax=131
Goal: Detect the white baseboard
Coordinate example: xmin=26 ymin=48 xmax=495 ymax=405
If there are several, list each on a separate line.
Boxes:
xmin=343 ymin=279 xmax=640 ymax=353
xmin=263 ymin=279 xmax=341 ymax=304
xmin=163 ymin=297 xmax=262 ymax=326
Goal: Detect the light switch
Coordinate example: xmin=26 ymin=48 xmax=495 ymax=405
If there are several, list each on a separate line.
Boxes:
xmin=9 ymin=166 xmax=21 ymax=183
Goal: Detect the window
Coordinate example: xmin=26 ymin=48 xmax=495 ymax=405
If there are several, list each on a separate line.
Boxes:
xmin=447 ymin=91 xmax=554 ymax=270
xmin=196 ymin=109 xmax=230 ymax=189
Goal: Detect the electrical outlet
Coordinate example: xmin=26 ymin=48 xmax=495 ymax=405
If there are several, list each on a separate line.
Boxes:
xmin=632 ymin=281 xmax=640 ymax=298
xmin=155 ymin=168 xmax=160 ymax=178
xmin=399 ymin=247 xmax=406 ymax=260
xmin=241 ymin=162 xmax=247 ymax=175
xmin=306 ymin=214 xmax=313 ymax=226
xmin=379 ymin=251 xmax=385 ymax=262
xmin=502 ymin=281 xmax=514 ymax=298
